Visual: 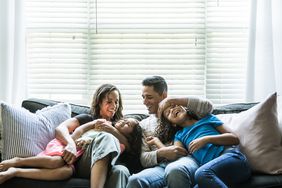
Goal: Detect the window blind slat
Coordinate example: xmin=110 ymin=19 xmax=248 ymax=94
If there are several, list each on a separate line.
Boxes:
xmin=25 ymin=0 xmax=250 ymax=113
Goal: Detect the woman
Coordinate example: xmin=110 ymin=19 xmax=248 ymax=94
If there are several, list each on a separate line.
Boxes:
xmin=55 ymin=83 xmax=130 ymax=188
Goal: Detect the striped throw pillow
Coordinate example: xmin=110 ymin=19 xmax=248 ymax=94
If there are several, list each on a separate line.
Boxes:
xmin=0 ymin=102 xmax=71 ymax=160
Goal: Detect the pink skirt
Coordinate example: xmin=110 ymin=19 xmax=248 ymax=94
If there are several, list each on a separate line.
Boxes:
xmin=37 ymin=138 xmax=84 ymax=158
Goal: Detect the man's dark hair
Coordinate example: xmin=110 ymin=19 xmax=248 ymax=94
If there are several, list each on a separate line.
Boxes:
xmin=142 ymin=76 xmax=168 ymax=95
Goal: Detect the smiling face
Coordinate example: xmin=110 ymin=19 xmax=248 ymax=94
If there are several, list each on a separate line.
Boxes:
xmin=163 ymin=105 xmax=188 ymax=127
xmin=142 ymin=86 xmax=166 ymax=114
xmin=99 ymin=90 xmax=120 ymax=120
xmin=115 ymin=118 xmax=138 ymax=136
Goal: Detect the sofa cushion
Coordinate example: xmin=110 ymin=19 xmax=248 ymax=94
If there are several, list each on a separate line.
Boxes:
xmin=218 ymin=93 xmax=282 ymax=174
xmin=0 ymin=102 xmax=71 ymax=160
xmin=212 ymin=102 xmax=258 ymax=115
xmin=22 ymin=98 xmax=90 ymax=117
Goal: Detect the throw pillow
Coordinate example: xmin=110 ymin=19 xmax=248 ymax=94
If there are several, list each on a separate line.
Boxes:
xmin=277 ymin=96 xmax=282 ymax=137
xmin=217 ymin=92 xmax=282 ymax=174
xmin=0 ymin=102 xmax=71 ymax=160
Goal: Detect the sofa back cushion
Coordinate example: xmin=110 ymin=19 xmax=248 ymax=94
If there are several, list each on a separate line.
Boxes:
xmin=22 ymin=98 xmax=90 ymax=117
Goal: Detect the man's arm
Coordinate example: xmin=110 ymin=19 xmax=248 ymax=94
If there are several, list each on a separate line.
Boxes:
xmin=140 ymin=137 xmax=188 ymax=167
xmin=140 ymin=136 xmax=159 ymax=167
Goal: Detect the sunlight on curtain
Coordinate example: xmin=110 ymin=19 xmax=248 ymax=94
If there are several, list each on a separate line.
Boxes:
xmin=247 ymin=0 xmax=282 ymax=101
xmin=0 ymin=0 xmax=26 ymax=105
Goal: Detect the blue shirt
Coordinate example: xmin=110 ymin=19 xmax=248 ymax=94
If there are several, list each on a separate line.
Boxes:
xmin=174 ymin=114 xmax=224 ymax=165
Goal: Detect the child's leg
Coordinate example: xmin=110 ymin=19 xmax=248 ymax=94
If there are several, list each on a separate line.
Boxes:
xmin=0 ymin=165 xmax=73 ymax=184
xmin=90 ymin=155 xmax=110 ymax=188
xmin=194 ymin=149 xmax=251 ymax=188
xmin=0 ymin=156 xmax=65 ymax=171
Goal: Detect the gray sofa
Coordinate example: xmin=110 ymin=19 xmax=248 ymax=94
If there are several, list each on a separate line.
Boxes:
xmin=1 ymin=98 xmax=282 ymax=188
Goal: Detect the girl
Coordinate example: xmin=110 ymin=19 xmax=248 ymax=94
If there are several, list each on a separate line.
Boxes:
xmin=152 ymin=100 xmax=251 ymax=188
xmin=0 ymin=117 xmax=142 ymax=185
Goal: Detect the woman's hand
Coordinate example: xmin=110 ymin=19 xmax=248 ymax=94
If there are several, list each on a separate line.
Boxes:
xmin=94 ymin=120 xmax=114 ymax=133
xmin=62 ymin=143 xmax=77 ymax=165
xmin=188 ymin=137 xmax=208 ymax=153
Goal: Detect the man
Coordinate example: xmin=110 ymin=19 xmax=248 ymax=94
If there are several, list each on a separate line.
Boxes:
xmin=127 ymin=75 xmax=213 ymax=188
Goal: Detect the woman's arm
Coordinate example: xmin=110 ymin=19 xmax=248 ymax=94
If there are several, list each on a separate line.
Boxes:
xmin=55 ymin=118 xmax=79 ymax=145
xmin=55 ymin=118 xmax=80 ymax=164
xmin=71 ymin=119 xmax=106 ymax=141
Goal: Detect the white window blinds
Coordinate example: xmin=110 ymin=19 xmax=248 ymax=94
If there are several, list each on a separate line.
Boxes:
xmin=25 ymin=0 xmax=250 ymax=114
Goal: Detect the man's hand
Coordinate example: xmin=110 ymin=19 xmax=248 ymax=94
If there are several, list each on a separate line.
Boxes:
xmin=146 ymin=136 xmax=165 ymax=149
xmin=62 ymin=143 xmax=77 ymax=165
xmin=157 ymin=145 xmax=188 ymax=161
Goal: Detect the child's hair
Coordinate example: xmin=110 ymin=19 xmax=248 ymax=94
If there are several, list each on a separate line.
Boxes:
xmin=90 ymin=83 xmax=123 ymax=121
xmin=118 ymin=119 xmax=143 ymax=174
xmin=155 ymin=107 xmax=199 ymax=144
xmin=126 ymin=120 xmax=143 ymax=157
xmin=155 ymin=115 xmax=181 ymax=144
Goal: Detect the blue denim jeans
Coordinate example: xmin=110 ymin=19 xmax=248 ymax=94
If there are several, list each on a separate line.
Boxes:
xmin=127 ymin=155 xmax=199 ymax=188
xmin=194 ymin=148 xmax=251 ymax=188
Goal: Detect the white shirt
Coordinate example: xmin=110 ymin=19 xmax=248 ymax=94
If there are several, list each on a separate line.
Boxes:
xmin=139 ymin=114 xmax=159 ymax=167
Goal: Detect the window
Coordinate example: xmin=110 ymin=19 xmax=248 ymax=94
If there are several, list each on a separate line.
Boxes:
xmin=25 ymin=0 xmax=250 ymax=113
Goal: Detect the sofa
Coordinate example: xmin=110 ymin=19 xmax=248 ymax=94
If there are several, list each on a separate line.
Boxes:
xmin=1 ymin=98 xmax=282 ymax=188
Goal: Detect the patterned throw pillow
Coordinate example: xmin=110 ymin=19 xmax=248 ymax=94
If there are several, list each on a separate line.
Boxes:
xmin=0 ymin=102 xmax=71 ymax=160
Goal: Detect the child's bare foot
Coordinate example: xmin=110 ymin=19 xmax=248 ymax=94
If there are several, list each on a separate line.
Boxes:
xmin=0 ymin=167 xmax=17 ymax=184
xmin=0 ymin=157 xmax=20 ymax=171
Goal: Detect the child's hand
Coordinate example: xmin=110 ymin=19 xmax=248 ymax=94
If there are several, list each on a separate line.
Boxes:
xmin=188 ymin=137 xmax=207 ymax=153
xmin=75 ymin=137 xmax=92 ymax=149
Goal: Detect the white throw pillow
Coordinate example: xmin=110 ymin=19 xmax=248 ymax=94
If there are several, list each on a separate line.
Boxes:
xmin=217 ymin=93 xmax=282 ymax=174
xmin=0 ymin=102 xmax=71 ymax=160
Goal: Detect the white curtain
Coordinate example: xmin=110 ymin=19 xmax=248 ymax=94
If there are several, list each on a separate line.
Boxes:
xmin=247 ymin=0 xmax=282 ymax=102
xmin=0 ymin=0 xmax=26 ymax=105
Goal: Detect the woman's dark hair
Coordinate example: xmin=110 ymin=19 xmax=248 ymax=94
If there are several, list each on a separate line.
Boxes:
xmin=90 ymin=84 xmax=123 ymax=122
